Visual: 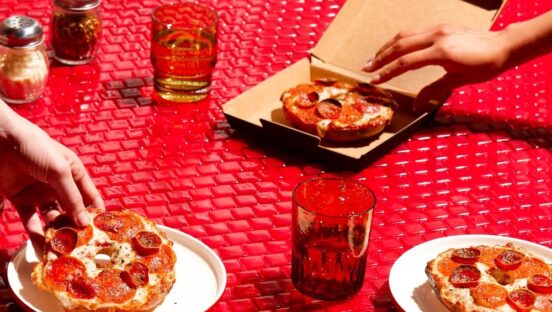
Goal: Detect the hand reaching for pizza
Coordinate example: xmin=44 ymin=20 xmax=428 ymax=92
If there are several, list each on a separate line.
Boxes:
xmin=362 ymin=10 xmax=552 ymax=111
xmin=0 ymin=99 xmax=104 ymax=252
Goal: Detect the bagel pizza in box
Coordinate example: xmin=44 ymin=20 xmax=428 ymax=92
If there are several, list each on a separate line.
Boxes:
xmin=223 ymin=0 xmax=507 ymax=170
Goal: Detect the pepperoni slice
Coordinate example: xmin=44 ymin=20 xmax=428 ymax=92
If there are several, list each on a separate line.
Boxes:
xmin=316 ymin=99 xmax=342 ymax=119
xmin=97 ymin=269 xmax=136 ymax=303
xmin=133 ymin=231 xmax=162 ymax=256
xmin=94 ymin=212 xmax=144 ymax=242
xmin=528 ymin=275 xmax=552 ymax=294
xmin=477 ymin=246 xmax=504 ymax=268
xmin=470 ymin=282 xmax=507 ymax=309
xmin=50 ymin=227 xmax=78 ymax=254
xmin=353 ymin=101 xmax=382 ymax=115
xmin=295 ymin=92 xmax=318 ymax=108
xmin=451 ymin=247 xmax=481 ymax=264
xmin=307 ymin=92 xmax=319 ymax=102
xmin=94 ymin=212 xmax=124 ymax=232
xmin=314 ymin=78 xmax=337 ymax=86
xmin=507 ymin=289 xmax=536 ymax=312
xmin=121 ymin=262 xmax=149 ymax=288
xmin=138 ymin=244 xmax=176 ymax=274
xmin=49 ymin=214 xmax=93 ymax=247
xmin=44 ymin=256 xmax=86 ymax=291
xmin=50 ymin=214 xmax=74 ymax=229
xmin=449 ymin=265 xmax=481 ymax=288
xmin=67 ymin=277 xmax=98 ymax=299
xmin=355 ymin=82 xmax=379 ymax=95
xmin=496 ymin=250 xmax=525 ymax=270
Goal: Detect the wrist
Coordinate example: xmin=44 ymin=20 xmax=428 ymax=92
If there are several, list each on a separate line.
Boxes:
xmin=0 ymin=100 xmax=20 ymax=145
xmin=499 ymin=10 xmax=552 ymax=69
xmin=498 ymin=23 xmax=526 ymax=69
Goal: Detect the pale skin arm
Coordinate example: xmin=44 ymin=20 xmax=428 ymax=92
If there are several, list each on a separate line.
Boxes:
xmin=362 ymin=10 xmax=552 ymax=110
xmin=0 ymin=99 xmax=104 ymax=251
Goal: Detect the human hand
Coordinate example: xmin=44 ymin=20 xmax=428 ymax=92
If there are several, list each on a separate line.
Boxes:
xmin=362 ymin=24 xmax=511 ymax=110
xmin=0 ymin=100 xmax=104 ymax=252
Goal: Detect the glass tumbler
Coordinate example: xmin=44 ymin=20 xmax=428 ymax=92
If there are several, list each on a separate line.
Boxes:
xmin=151 ymin=3 xmax=218 ymax=103
xmin=291 ymin=177 xmax=376 ymax=300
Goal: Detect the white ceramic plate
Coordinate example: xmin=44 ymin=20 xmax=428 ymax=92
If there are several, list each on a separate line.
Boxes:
xmin=8 ymin=225 xmax=227 ymax=312
xmin=389 ymin=235 xmax=552 ymax=312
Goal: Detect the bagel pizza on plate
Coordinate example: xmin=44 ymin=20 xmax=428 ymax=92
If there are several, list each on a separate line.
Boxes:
xmin=426 ymin=242 xmax=552 ymax=312
xmin=32 ymin=208 xmax=176 ymax=312
xmin=280 ymin=78 xmax=398 ymax=142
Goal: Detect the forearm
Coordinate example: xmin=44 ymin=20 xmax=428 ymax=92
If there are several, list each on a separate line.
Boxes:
xmin=0 ymin=99 xmax=26 ymax=147
xmin=502 ymin=10 xmax=552 ymax=68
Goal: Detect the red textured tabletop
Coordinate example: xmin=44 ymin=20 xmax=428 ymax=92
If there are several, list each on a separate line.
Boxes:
xmin=1 ymin=0 xmax=552 ymax=311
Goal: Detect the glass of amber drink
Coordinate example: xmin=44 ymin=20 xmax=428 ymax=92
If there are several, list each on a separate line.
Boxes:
xmin=291 ymin=177 xmax=375 ymax=300
xmin=151 ymin=3 xmax=217 ymax=102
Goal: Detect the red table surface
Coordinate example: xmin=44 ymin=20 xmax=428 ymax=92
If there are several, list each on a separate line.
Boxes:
xmin=1 ymin=0 xmax=552 ymax=311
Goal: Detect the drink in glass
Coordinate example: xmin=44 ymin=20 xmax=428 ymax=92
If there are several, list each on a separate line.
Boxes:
xmin=291 ymin=177 xmax=375 ymax=300
xmin=151 ymin=3 xmax=217 ymax=102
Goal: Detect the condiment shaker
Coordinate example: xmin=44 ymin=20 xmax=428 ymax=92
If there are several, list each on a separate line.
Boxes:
xmin=0 ymin=16 xmax=49 ymax=104
xmin=52 ymin=0 xmax=102 ymax=65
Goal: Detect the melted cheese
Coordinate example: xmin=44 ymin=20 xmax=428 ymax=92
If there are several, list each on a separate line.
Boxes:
xmin=40 ymin=211 xmax=176 ymax=311
xmin=316 ymin=119 xmax=331 ymax=137
xmin=430 ymin=246 xmax=551 ymax=312
xmin=318 ymin=87 xmax=348 ymax=102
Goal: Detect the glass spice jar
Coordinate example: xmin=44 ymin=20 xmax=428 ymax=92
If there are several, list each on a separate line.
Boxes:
xmin=0 ymin=16 xmax=49 ymax=104
xmin=52 ymin=0 xmax=102 ymax=65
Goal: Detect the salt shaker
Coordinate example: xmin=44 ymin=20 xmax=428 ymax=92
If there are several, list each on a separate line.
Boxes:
xmin=52 ymin=0 xmax=102 ymax=65
xmin=0 ymin=16 xmax=49 ymax=104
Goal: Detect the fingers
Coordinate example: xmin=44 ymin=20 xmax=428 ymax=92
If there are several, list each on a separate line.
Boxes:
xmin=75 ymin=168 xmax=105 ymax=211
xmin=373 ymin=26 xmax=433 ymax=59
xmin=49 ymin=141 xmax=105 ymax=226
xmin=364 ymin=32 xmax=436 ymax=73
xmin=49 ymin=168 xmax=89 ymax=227
xmin=65 ymin=147 xmax=104 ymax=214
xmin=39 ymin=201 xmax=62 ymax=224
xmin=14 ymin=203 xmax=45 ymax=258
xmin=370 ymin=48 xmax=438 ymax=84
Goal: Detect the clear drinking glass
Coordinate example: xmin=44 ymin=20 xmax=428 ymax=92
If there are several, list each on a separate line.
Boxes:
xmin=291 ymin=177 xmax=376 ymax=300
xmin=151 ymin=3 xmax=218 ymax=103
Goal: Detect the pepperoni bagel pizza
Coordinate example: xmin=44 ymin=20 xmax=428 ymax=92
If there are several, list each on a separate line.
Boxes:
xmin=32 ymin=209 xmax=176 ymax=312
xmin=280 ymin=79 xmax=398 ymax=142
xmin=426 ymin=243 xmax=552 ymax=312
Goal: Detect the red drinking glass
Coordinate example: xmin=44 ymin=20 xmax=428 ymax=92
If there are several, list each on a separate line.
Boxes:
xmin=291 ymin=177 xmax=376 ymax=300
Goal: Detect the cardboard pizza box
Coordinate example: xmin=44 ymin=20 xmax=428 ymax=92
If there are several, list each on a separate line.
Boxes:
xmin=222 ymin=0 xmax=507 ymax=170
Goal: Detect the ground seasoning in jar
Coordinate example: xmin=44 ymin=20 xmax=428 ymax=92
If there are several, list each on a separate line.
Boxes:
xmin=52 ymin=0 xmax=101 ymax=65
xmin=0 ymin=16 xmax=49 ymax=104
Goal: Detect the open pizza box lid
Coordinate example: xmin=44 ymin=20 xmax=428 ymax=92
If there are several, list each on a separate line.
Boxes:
xmin=222 ymin=0 xmax=506 ymax=170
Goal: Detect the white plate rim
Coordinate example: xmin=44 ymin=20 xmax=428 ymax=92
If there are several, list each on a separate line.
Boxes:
xmin=7 ymin=224 xmax=227 ymax=312
xmin=389 ymin=234 xmax=552 ymax=312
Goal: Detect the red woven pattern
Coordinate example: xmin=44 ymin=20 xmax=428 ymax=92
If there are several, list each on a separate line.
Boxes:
xmin=1 ymin=0 xmax=552 ymax=311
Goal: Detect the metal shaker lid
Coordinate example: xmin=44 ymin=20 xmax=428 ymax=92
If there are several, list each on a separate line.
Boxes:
xmin=54 ymin=0 xmax=101 ymax=11
xmin=0 ymin=16 xmax=44 ymax=48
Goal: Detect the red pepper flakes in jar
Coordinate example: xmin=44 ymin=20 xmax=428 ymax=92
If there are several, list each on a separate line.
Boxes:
xmin=52 ymin=0 xmax=101 ymax=65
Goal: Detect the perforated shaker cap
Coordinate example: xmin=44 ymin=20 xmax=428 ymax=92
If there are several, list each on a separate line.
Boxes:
xmin=0 ymin=16 xmax=44 ymax=48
